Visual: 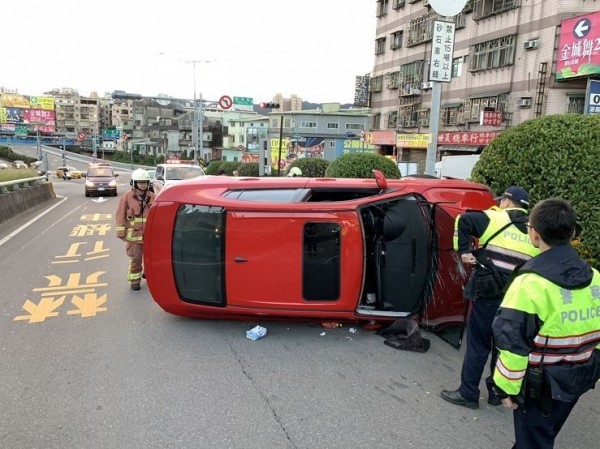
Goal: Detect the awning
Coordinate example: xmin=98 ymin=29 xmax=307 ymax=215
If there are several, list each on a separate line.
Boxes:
xmin=467 ymin=91 xmax=509 ymax=99
xmin=438 ymin=146 xmax=481 ymax=153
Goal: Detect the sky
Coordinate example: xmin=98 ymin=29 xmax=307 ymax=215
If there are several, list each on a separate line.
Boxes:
xmin=3 ymin=0 xmax=376 ymax=105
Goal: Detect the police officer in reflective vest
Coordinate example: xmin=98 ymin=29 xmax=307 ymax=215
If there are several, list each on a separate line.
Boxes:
xmin=492 ymin=198 xmax=600 ymax=448
xmin=115 ymin=169 xmax=155 ymax=291
xmin=441 ymin=186 xmax=540 ymax=409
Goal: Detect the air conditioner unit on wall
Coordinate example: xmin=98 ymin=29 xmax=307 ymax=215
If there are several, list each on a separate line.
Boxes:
xmin=421 ymin=81 xmax=434 ymax=90
xmin=517 ymin=98 xmax=532 ymax=108
xmin=523 ymin=39 xmax=539 ymax=50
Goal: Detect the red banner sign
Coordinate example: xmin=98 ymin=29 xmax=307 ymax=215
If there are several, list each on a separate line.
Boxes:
xmin=437 ymin=131 xmax=501 ymax=146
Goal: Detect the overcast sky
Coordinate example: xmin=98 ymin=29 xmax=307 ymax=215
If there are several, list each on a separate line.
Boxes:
xmin=3 ymin=0 xmax=376 ymax=104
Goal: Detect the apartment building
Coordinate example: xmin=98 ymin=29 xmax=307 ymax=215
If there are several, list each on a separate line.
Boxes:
xmin=272 ymin=93 xmax=304 ymax=112
xmin=48 ymin=88 xmax=100 ymax=139
xmin=370 ymin=0 xmax=593 ymax=172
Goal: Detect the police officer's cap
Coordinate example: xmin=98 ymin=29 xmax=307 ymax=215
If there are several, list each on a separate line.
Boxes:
xmin=495 ymin=186 xmax=530 ymax=208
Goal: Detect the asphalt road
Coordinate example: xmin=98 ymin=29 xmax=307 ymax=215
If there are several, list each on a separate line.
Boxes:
xmin=0 ymin=162 xmax=598 ymax=449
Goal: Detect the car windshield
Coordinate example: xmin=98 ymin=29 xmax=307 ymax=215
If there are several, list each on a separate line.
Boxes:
xmin=166 ymin=166 xmax=203 ymax=180
xmin=88 ymin=168 xmax=113 ymax=177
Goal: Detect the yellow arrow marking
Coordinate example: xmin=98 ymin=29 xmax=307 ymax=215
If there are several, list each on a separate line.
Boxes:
xmin=14 ymin=297 xmax=65 ymax=323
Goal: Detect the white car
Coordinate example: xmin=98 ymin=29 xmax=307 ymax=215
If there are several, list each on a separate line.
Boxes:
xmin=0 ymin=162 xmax=8 ymax=170
xmin=152 ymin=161 xmax=205 ymax=195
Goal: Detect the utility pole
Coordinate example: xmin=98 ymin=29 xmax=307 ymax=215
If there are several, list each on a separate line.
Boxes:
xmin=259 ymin=102 xmax=281 ymax=175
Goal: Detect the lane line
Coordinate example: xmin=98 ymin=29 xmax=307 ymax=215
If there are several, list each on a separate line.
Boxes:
xmin=0 ymin=195 xmax=69 ymax=247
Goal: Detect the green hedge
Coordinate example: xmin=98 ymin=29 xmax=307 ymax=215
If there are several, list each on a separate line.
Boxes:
xmin=286 ymin=158 xmax=331 ymax=177
xmin=471 ymin=114 xmax=600 ymax=267
xmin=324 ymin=153 xmax=401 ymax=179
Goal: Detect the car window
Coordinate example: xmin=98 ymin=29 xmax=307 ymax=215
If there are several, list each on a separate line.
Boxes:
xmin=88 ymin=168 xmax=114 ymax=177
xmin=166 ymin=166 xmax=204 ymax=180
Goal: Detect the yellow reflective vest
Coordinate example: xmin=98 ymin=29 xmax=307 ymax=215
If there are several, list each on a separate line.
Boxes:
xmin=493 ymin=247 xmax=600 ymax=400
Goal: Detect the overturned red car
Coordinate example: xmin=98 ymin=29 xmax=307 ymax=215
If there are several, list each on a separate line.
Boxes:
xmin=143 ymin=172 xmax=495 ymax=345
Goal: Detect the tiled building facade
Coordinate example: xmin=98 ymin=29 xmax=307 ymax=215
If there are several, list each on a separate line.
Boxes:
xmin=370 ymin=0 xmax=594 ymax=172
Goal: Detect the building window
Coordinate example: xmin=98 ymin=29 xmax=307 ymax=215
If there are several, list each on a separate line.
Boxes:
xmin=346 ymin=123 xmax=362 ymax=130
xmin=463 ymin=94 xmax=508 ymax=122
xmin=392 ymin=0 xmax=405 ymax=9
xmin=473 ymin=0 xmax=521 ymax=21
xmin=469 ymin=35 xmax=516 ymax=72
xmin=300 ymin=121 xmax=317 ymax=128
xmin=441 ymin=105 xmax=465 ymax=125
xmin=329 ymin=141 xmax=335 ymax=148
xmin=452 ymin=57 xmax=464 ymax=78
xmin=399 ymin=61 xmax=425 ymax=96
xmin=567 ymin=96 xmax=585 ymax=114
xmin=375 ymin=37 xmax=386 ymax=55
xmin=386 ymin=111 xmax=398 ymax=128
xmin=406 ymin=12 xmax=436 ymax=47
xmin=391 ymin=31 xmax=404 ymax=50
xmin=386 ymin=71 xmax=400 ymax=89
xmin=372 ymin=113 xmax=381 ymax=129
xmin=398 ymin=105 xmax=419 ymax=128
xmin=327 ymin=122 xmax=339 ymax=129
xmin=377 ymin=0 xmax=389 ymax=17
xmin=370 ymin=75 xmax=384 ymax=93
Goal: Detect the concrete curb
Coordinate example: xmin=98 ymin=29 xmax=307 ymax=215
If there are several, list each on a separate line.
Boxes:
xmin=0 ymin=182 xmax=57 ymax=225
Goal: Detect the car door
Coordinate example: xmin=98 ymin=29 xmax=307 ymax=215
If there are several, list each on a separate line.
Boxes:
xmin=225 ymin=209 xmax=363 ymax=313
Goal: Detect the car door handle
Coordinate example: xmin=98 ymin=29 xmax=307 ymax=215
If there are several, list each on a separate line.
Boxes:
xmin=234 ymin=257 xmax=248 ymax=263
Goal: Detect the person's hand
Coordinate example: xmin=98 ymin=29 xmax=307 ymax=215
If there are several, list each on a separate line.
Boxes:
xmin=461 ymin=253 xmax=476 ymax=265
xmin=502 ymin=397 xmax=518 ymax=410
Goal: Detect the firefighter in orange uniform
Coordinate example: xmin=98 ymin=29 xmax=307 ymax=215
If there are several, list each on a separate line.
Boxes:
xmin=115 ymin=169 xmax=155 ymax=291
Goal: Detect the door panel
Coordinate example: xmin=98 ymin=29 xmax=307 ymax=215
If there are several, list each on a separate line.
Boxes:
xmin=225 ymin=211 xmax=362 ymax=312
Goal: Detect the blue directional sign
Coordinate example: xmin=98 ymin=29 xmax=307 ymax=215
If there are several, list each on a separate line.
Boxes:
xmin=585 ymin=79 xmax=600 ymax=114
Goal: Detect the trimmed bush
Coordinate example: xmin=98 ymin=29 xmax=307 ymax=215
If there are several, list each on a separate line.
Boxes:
xmin=324 ymin=153 xmax=401 ymax=179
xmin=204 ymin=160 xmax=223 ymax=175
xmin=286 ymin=158 xmax=331 ymax=177
xmin=218 ymin=161 xmax=243 ymax=175
xmin=237 ymin=162 xmax=259 ymax=176
xmin=471 ymin=113 xmax=600 ymax=267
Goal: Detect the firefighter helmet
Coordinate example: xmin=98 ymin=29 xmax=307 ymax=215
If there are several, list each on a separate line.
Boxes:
xmin=131 ymin=169 xmax=151 ymax=182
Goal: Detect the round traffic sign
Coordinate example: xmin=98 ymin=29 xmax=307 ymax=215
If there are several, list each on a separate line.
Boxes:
xmin=237 ymin=145 xmax=245 ymax=152
xmin=78 ymin=132 xmax=86 ymax=140
xmin=428 ymin=0 xmax=468 ymax=17
xmin=219 ymin=95 xmax=233 ymax=110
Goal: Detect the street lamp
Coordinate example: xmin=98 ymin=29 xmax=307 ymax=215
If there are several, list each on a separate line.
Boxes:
xmin=159 ymin=53 xmax=214 ymax=162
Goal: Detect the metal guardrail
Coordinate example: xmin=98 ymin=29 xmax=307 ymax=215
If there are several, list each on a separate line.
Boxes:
xmin=0 ymin=176 xmax=47 ymax=194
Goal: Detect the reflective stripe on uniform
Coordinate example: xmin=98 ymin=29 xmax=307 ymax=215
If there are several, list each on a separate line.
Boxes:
xmin=529 ymin=348 xmax=595 ymax=365
xmin=495 ymin=358 xmax=526 ymax=381
xmin=534 ymin=331 xmax=600 ymax=348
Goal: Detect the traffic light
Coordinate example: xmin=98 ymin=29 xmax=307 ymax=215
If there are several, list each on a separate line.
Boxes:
xmin=259 ymin=102 xmax=280 ymax=109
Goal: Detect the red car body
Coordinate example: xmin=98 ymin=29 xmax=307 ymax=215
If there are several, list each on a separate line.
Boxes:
xmin=143 ymin=173 xmax=494 ymax=343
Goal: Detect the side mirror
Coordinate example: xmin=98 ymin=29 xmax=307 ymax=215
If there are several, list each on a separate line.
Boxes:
xmin=115 ymin=173 xmax=119 ymax=178
xmin=156 ymin=175 xmax=164 ymax=181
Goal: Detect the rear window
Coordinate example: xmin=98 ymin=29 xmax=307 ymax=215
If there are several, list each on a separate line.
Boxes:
xmin=88 ymin=168 xmax=114 ymax=177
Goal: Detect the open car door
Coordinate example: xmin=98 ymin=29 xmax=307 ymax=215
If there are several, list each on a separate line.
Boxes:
xmin=419 ymin=203 xmax=469 ymax=348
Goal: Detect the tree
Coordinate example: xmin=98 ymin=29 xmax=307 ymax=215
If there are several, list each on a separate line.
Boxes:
xmin=471 ymin=113 xmax=600 ymax=267
xmin=324 ymin=153 xmax=401 ymax=179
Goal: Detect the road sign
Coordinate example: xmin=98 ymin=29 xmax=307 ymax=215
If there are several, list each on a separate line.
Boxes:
xmin=237 ymin=145 xmax=245 ymax=152
xmin=78 ymin=132 xmax=86 ymax=140
xmin=219 ymin=95 xmax=233 ymax=110
xmin=428 ymin=0 xmax=468 ymax=17
xmin=585 ymin=79 xmax=600 ymax=114
xmin=233 ymin=96 xmax=253 ymax=106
